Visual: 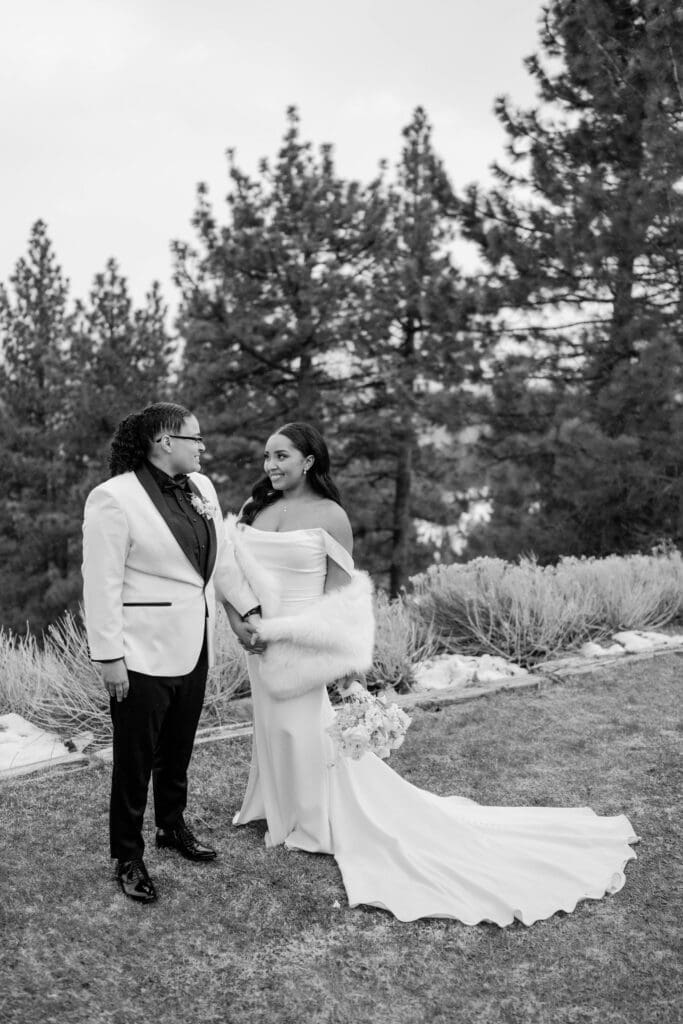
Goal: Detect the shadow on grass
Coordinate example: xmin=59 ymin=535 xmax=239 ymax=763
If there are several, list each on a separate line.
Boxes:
xmin=1 ymin=655 xmax=681 ymax=1024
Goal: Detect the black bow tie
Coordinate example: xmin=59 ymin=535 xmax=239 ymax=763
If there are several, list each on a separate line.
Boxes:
xmin=162 ymin=475 xmax=190 ymax=494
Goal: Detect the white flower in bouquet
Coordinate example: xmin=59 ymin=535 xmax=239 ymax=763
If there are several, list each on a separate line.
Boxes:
xmin=343 ymin=724 xmax=373 ymax=760
xmin=327 ymin=684 xmax=411 ymax=762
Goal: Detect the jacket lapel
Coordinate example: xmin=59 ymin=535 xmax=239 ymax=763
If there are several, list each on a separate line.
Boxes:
xmin=135 ymin=463 xmax=201 ymax=577
xmin=187 ymin=477 xmax=217 ymax=582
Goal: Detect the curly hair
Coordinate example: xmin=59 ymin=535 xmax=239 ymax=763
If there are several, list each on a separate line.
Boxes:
xmin=239 ymin=421 xmax=344 ymax=526
xmin=109 ymin=402 xmax=191 ymax=476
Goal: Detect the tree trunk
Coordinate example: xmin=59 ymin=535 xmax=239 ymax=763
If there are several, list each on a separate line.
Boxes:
xmin=389 ymin=426 xmax=414 ymax=597
xmin=296 ymin=341 xmax=321 ymax=426
xmin=389 ymin=314 xmax=417 ymax=597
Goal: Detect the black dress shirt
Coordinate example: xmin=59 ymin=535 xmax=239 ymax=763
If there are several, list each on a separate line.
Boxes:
xmin=144 ymin=461 xmax=211 ymax=580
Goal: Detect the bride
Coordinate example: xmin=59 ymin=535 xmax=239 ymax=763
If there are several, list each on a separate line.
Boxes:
xmin=222 ymin=422 xmax=638 ymax=926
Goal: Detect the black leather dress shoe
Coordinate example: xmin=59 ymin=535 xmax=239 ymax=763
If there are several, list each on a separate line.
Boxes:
xmin=116 ymin=858 xmax=157 ymax=903
xmin=155 ymin=821 xmax=217 ymax=862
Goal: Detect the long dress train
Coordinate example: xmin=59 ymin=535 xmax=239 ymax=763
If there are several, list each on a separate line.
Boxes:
xmin=232 ymin=525 xmax=638 ymax=925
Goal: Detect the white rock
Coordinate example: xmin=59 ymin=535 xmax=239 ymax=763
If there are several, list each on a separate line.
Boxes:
xmin=580 ymin=641 xmax=625 ymax=658
xmin=413 ymin=654 xmax=478 ymax=690
xmin=580 ymin=642 xmax=608 ymax=658
xmin=0 ymin=713 xmax=70 ymax=774
xmin=477 ymin=654 xmax=525 ymax=676
xmin=612 ymin=630 xmax=683 ymax=653
xmin=640 ymin=631 xmax=683 ymax=647
xmin=413 ymin=652 xmax=526 ymax=691
xmin=474 ymin=669 xmax=511 ymax=685
xmin=612 ymin=631 xmax=657 ymax=653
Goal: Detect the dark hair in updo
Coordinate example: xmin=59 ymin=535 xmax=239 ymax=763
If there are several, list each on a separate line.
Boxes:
xmin=109 ymin=402 xmax=191 ymax=476
xmin=239 ymin=422 xmax=344 ymax=526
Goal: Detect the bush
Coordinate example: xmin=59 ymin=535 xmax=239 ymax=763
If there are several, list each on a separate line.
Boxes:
xmin=0 ymin=608 xmax=251 ymax=746
xmin=409 ymin=550 xmax=683 ymax=666
xmin=203 ymin=605 xmax=251 ymax=722
xmin=365 ymin=591 xmax=439 ymax=692
xmin=562 ymin=553 xmax=683 ymax=632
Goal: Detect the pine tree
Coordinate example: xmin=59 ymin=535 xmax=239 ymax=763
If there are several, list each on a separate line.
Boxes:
xmin=69 ymin=260 xmax=174 ymax=493
xmin=0 ymin=229 xmax=174 ymax=633
xmin=458 ymin=0 xmax=683 ymax=558
xmin=173 ymin=107 xmax=388 ymax=516
xmin=174 ymin=109 xmax=480 ymax=588
xmin=0 ymin=222 xmax=77 ymax=631
xmin=351 ymin=108 xmax=479 ymax=594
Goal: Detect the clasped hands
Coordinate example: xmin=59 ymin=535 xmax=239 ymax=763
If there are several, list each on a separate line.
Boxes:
xmin=234 ymin=615 xmax=267 ymax=655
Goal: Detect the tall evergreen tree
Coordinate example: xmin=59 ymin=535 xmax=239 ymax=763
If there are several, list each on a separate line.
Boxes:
xmin=175 ymin=109 xmax=479 ymax=590
xmin=69 ymin=260 xmax=174 ymax=492
xmin=0 ymin=228 xmax=174 ymax=633
xmin=173 ymin=107 xmax=388 ymax=516
xmin=0 ymin=221 xmax=77 ymax=631
xmin=458 ymin=0 xmax=683 ymax=558
xmin=348 ymin=108 xmax=478 ymax=594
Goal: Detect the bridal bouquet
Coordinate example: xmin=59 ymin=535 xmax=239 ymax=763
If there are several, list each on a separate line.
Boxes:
xmin=327 ymin=683 xmax=411 ymax=761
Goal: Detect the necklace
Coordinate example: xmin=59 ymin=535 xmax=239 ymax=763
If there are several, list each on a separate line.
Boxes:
xmin=279 ymin=490 xmax=315 ymax=515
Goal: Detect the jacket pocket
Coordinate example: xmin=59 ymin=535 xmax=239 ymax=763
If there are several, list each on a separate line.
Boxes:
xmin=123 ymin=602 xmax=173 ymax=606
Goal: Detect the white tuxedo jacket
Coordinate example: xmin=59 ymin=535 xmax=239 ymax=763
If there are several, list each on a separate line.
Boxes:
xmin=82 ymin=466 xmax=256 ymax=676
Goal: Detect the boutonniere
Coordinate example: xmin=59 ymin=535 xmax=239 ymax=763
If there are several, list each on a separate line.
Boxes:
xmin=189 ymin=494 xmax=218 ymax=519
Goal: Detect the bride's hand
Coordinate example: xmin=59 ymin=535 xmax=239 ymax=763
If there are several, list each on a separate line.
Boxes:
xmin=336 ymin=673 xmax=366 ymax=698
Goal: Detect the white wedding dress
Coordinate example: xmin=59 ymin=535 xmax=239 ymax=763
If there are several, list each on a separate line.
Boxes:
xmin=233 ymin=526 xmax=638 ymax=925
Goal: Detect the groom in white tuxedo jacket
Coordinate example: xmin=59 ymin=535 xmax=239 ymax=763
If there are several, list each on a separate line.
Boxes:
xmin=82 ymin=402 xmax=260 ymax=903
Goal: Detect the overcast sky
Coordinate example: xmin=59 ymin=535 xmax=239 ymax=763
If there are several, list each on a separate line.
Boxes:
xmin=2 ymin=0 xmax=544 ymax=309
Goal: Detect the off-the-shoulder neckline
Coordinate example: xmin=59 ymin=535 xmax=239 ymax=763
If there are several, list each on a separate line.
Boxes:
xmin=242 ymin=523 xmax=341 ymax=541
xmin=240 ymin=522 xmax=353 ymax=555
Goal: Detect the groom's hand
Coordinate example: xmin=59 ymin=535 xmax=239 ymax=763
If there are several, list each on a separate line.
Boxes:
xmin=100 ymin=659 xmax=130 ymax=702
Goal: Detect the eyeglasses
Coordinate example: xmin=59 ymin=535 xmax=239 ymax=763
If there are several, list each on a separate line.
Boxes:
xmin=155 ymin=434 xmax=205 ymax=444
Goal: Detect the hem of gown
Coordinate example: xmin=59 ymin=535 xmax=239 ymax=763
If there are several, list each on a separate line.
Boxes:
xmin=233 ymin=811 xmax=334 ymax=854
xmin=341 ymin=836 xmax=639 ymax=926
xmin=232 ymin=810 xmax=266 ymax=830
xmin=284 ymin=836 xmax=334 ymax=855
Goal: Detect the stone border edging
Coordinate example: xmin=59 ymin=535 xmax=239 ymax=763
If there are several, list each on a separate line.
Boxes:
xmin=0 ymin=751 xmax=90 ymax=780
xmin=389 ymin=642 xmax=683 ymax=713
xmin=391 ymin=671 xmax=545 ymax=712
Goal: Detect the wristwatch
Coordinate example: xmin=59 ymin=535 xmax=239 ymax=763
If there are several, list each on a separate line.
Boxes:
xmin=241 ymin=605 xmax=262 ymax=621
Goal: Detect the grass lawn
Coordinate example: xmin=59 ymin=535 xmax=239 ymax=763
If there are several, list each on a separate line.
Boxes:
xmin=1 ymin=653 xmax=681 ymax=1024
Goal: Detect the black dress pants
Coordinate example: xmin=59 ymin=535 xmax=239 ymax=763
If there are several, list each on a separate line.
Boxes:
xmin=109 ymin=636 xmax=208 ymax=862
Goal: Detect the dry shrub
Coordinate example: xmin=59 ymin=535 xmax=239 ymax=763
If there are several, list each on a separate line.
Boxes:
xmin=0 ymin=613 xmax=111 ymax=743
xmin=368 ymin=591 xmax=439 ymax=691
xmin=203 ymin=605 xmax=251 ymax=723
xmin=409 ymin=551 xmax=683 ymax=667
xmin=0 ymin=630 xmax=48 ymax=721
xmin=34 ymin=612 xmax=111 ymax=742
xmin=0 ymin=608 xmax=249 ymax=744
xmin=562 ymin=552 xmax=683 ymax=631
